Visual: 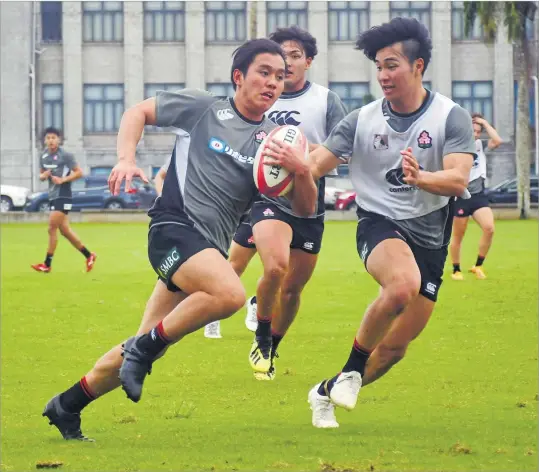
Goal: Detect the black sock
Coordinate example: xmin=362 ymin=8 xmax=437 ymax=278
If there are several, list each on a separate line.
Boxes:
xmin=255 ymin=318 xmax=271 ymax=338
xmin=44 ymin=253 xmax=53 ymax=268
xmin=271 ymin=331 xmax=284 ymax=354
xmin=317 ymin=341 xmax=371 ymax=397
xmin=453 ymin=263 xmax=461 ymax=273
xmin=135 ymin=321 xmax=170 ymax=357
xmin=341 ymin=339 xmax=371 ymax=375
xmin=475 ymin=256 xmax=485 ymax=267
xmin=250 ymin=296 xmax=257 ymax=305
xmin=80 ymin=247 xmax=91 ymax=258
xmin=59 ymin=377 xmax=95 ymax=414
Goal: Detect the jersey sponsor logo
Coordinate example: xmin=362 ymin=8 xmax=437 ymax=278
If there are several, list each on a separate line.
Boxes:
xmin=217 ymin=108 xmax=234 ymax=121
xmin=385 ymin=165 xmax=423 ymax=193
xmin=208 ymin=137 xmax=255 ymax=165
xmin=255 ymin=130 xmax=268 ymax=144
xmin=268 ymin=110 xmax=301 ymax=126
xmin=373 ymin=134 xmax=389 ymax=150
xmin=417 ymin=130 xmax=433 ymax=149
xmin=157 ymin=247 xmax=181 ymax=278
xmin=424 ymin=282 xmax=437 ymax=295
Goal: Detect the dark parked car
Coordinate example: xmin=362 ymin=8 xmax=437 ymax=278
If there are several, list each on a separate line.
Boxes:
xmin=485 ymin=177 xmax=538 ymax=206
xmin=25 ymin=177 xmax=157 ymax=212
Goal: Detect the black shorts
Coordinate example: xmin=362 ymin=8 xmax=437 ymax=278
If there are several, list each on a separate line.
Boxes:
xmin=454 ymin=191 xmax=490 ymax=217
xmin=148 ymin=222 xmax=217 ymax=293
xmin=50 ymin=198 xmax=72 ymax=215
xmin=250 ymin=201 xmax=324 ymax=255
xmin=356 ymin=208 xmax=447 ymax=302
xmin=233 ymin=213 xmax=255 ymax=249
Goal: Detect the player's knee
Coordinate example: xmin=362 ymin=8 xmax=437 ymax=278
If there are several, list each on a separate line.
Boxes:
xmin=386 ymin=280 xmax=419 ymax=314
xmin=218 ymin=283 xmax=246 ymax=317
xmin=483 ymin=224 xmax=495 ymax=237
xmin=48 ymin=224 xmax=58 ymax=235
xmin=263 ymin=257 xmax=289 ymax=284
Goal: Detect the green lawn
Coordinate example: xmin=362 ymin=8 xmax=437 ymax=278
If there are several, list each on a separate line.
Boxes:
xmin=1 ymin=220 xmax=537 ymax=472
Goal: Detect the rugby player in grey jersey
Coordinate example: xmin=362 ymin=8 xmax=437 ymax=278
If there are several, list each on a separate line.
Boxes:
xmin=305 ymin=18 xmax=475 ymax=428
xmin=42 ymin=39 xmax=316 ymax=441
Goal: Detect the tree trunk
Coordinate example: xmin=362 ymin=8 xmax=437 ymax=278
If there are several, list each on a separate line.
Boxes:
xmin=249 ymin=1 xmax=257 ymax=40
xmin=515 ymin=39 xmax=532 ymax=219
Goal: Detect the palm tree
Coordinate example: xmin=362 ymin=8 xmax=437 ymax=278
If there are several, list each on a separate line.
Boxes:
xmin=464 ymin=2 xmax=537 ymax=218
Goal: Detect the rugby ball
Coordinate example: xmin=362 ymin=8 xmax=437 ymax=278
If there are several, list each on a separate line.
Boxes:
xmin=253 ymin=125 xmax=309 ymax=197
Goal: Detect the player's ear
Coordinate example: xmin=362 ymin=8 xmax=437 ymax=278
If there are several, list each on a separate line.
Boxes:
xmin=305 ymin=57 xmax=313 ymax=70
xmin=233 ymin=69 xmax=244 ymax=89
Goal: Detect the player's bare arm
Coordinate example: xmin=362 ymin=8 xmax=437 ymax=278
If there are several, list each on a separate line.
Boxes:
xmin=39 ymin=169 xmax=51 ymax=181
xmin=474 ymin=116 xmax=502 ymax=150
xmin=402 ymin=147 xmax=473 ymax=197
xmin=308 ymin=145 xmax=342 ymax=181
xmin=109 ymin=98 xmax=155 ymax=194
xmin=51 ymin=166 xmax=83 ymax=185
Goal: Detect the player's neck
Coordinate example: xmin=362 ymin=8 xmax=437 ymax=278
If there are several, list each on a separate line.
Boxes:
xmin=388 ymin=86 xmax=427 ymax=115
xmin=284 ymin=77 xmax=308 ymax=94
xmin=231 ymin=97 xmax=264 ymax=123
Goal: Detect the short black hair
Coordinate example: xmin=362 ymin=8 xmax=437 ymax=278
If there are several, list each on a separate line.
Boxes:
xmin=230 ymin=38 xmax=286 ymax=90
xmin=355 ymin=17 xmax=432 ymax=75
xmin=42 ymin=127 xmax=61 ymax=139
xmin=269 ymin=26 xmax=318 ymax=59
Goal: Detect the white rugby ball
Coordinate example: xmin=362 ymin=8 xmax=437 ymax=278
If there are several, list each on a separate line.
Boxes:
xmin=253 ymin=125 xmax=309 ymax=197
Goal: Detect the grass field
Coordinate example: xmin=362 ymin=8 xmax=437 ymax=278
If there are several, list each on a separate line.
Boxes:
xmin=1 ymin=220 xmax=537 ymax=472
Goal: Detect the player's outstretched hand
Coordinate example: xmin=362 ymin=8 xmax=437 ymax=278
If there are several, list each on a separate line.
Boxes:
xmin=401 ymin=147 xmax=420 ymax=186
xmin=263 ymin=138 xmax=308 ymax=175
xmin=108 ymin=161 xmax=149 ymax=196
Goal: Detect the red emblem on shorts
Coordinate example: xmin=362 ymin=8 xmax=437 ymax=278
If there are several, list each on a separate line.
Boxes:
xmin=458 ymin=209 xmax=464 ymax=215
xmin=247 ymin=236 xmax=254 ymax=244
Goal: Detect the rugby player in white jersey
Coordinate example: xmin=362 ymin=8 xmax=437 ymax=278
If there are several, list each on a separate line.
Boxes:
xmin=304 ymin=17 xmax=476 ymax=428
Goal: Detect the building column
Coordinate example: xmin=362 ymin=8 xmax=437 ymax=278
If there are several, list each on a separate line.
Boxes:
xmin=494 ymin=21 xmax=514 ymax=142
xmin=185 ymin=1 xmax=205 ymax=89
xmin=255 ymin=1 xmax=266 ymax=38
xmin=431 ymin=1 xmax=452 ymax=97
xmin=369 ymin=2 xmax=390 ymax=98
xmin=308 ymin=2 xmax=328 ymax=87
xmin=124 ymin=2 xmax=144 ymax=108
xmin=62 ymin=2 xmax=84 ymax=164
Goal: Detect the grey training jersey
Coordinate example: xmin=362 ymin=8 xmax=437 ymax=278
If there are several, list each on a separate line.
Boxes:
xmin=259 ymin=81 xmax=347 ymax=218
xmin=40 ymin=147 xmax=77 ymax=199
xmin=323 ymin=91 xmax=476 ymax=248
xmin=148 ymin=89 xmax=277 ymax=256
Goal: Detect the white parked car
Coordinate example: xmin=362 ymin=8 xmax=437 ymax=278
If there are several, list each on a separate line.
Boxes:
xmin=0 ymin=184 xmax=31 ymax=212
xmin=324 ymin=186 xmax=345 ymax=210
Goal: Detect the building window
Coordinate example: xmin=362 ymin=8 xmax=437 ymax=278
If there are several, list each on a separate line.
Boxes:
xmin=144 ymin=83 xmax=185 ymax=132
xmin=42 ymin=84 xmax=63 ymax=131
xmin=328 ymin=2 xmax=369 ymax=41
xmin=144 ymin=2 xmax=185 ymax=42
xmin=451 ymin=1 xmax=483 ymax=40
xmin=41 ymin=2 xmax=62 ymax=43
xmin=390 ymin=1 xmax=431 ymax=29
xmin=205 ymin=2 xmax=246 ymax=43
xmin=452 ymin=81 xmax=493 ymax=123
xmin=329 ymin=82 xmax=370 ymax=111
xmin=84 ymin=84 xmax=124 ymax=133
xmin=267 ymin=1 xmax=308 ymax=33
xmin=83 ymin=1 xmax=123 ymax=42
xmin=207 ymin=83 xmax=235 ymax=98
